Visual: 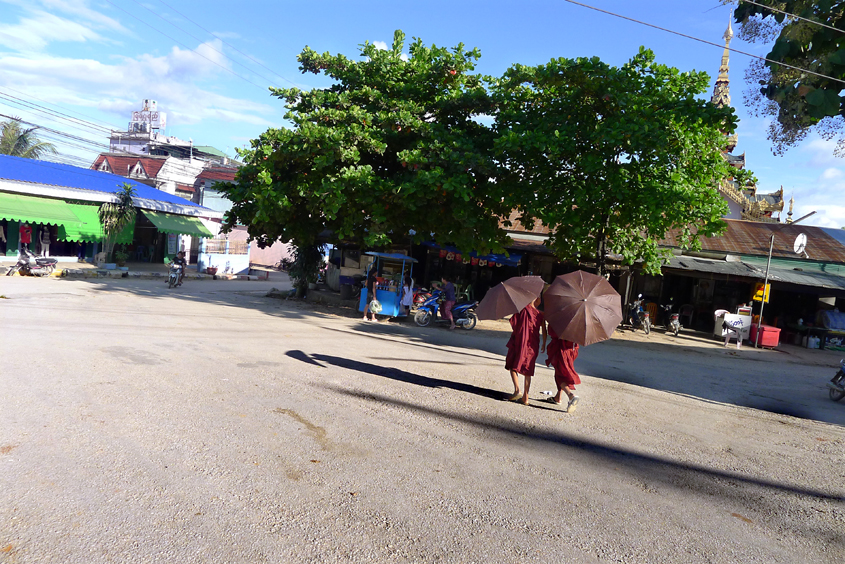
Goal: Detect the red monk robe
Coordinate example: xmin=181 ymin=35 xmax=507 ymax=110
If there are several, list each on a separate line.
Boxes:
xmin=545 ymin=325 xmax=581 ymax=389
xmin=505 ymin=305 xmax=544 ymax=377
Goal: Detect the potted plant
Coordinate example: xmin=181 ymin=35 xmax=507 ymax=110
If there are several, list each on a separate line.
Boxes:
xmin=114 ymin=250 xmax=129 ymax=267
xmin=206 ymin=266 xmax=218 ymax=275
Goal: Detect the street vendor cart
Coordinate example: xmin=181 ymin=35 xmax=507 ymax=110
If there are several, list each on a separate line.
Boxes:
xmin=358 ymin=252 xmax=418 ymax=318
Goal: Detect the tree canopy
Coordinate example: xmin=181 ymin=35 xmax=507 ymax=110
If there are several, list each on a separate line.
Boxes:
xmin=221 ymin=33 xmax=741 ymax=276
xmin=731 ymin=0 xmax=845 ymax=155
xmin=0 ymin=117 xmax=57 ymax=159
xmin=494 ymin=48 xmax=736 ymax=276
xmin=221 ymin=30 xmax=510 ymax=254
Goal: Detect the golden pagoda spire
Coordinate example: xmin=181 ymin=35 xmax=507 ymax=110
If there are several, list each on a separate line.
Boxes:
xmin=711 ymin=18 xmax=733 ymax=108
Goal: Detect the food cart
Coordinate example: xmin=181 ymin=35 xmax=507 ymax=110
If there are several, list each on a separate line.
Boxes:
xmin=358 ymin=252 xmax=418 ymax=318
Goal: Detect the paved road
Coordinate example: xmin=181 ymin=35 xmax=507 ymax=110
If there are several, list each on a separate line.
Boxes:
xmin=1 ymin=276 xmax=843 ymax=563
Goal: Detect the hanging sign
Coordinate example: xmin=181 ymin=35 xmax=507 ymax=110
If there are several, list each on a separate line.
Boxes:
xmin=752 ymin=283 xmax=770 ymax=303
xmin=167 ymin=233 xmax=178 ymax=255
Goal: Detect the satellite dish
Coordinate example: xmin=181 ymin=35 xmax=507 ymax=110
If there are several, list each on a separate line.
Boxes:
xmin=794 ymin=233 xmax=808 ymax=256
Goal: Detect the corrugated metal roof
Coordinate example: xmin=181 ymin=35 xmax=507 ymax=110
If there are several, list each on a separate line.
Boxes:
xmin=0 ymin=154 xmax=203 ymax=208
xmin=665 ymin=256 xmax=765 ymax=278
xmin=664 ymin=255 xmax=845 ymax=291
xmin=662 ymin=219 xmax=845 ymax=263
xmin=765 ymin=266 xmax=845 ymax=291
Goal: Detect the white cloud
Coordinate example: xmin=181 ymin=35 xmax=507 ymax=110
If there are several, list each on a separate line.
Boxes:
xmin=0 ymin=1 xmax=128 ymax=51
xmin=0 ymin=11 xmax=105 ymax=50
xmin=820 ymin=167 xmax=844 ymax=181
xmin=0 ymin=39 xmax=275 ymax=128
xmin=372 ymin=41 xmax=388 ymax=51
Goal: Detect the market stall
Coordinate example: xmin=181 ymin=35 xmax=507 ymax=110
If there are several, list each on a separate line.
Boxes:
xmin=358 ymin=252 xmax=417 ymax=318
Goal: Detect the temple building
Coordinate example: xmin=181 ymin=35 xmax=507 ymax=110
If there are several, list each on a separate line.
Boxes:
xmin=712 ymin=21 xmax=787 ymax=223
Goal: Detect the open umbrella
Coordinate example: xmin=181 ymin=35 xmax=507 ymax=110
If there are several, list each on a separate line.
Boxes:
xmin=544 ymin=271 xmax=623 ymax=346
xmin=476 ymin=275 xmax=546 ymax=320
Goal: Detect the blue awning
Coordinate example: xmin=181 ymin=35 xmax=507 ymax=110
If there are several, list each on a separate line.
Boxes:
xmin=422 ymin=241 xmax=522 ymax=267
xmin=365 ymin=251 xmax=418 ymax=263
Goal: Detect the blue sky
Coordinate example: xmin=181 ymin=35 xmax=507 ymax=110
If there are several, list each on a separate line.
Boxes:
xmin=0 ymin=0 xmax=840 ymax=228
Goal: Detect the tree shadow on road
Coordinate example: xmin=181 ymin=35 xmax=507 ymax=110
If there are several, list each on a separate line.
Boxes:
xmin=287 ymin=350 xmax=505 ymax=401
xmin=327 ymin=385 xmax=845 ymax=549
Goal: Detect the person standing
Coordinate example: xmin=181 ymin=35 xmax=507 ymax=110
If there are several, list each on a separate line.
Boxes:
xmin=545 ymin=324 xmax=581 ymax=413
xmin=40 ymin=226 xmax=51 ymax=257
xmin=401 ymin=275 xmax=414 ymax=316
xmin=19 ymin=223 xmax=31 ymax=251
xmin=505 ymin=297 xmax=547 ymax=404
xmin=439 ymin=276 xmax=457 ymax=330
xmin=362 ymin=265 xmax=379 ymax=322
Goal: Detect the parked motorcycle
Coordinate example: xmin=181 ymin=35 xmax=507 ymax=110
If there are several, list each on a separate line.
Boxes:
xmin=413 ymin=287 xmax=432 ymax=308
xmin=414 ymin=289 xmax=479 ymax=330
xmin=628 ymin=294 xmax=651 ymax=334
xmin=661 ymin=300 xmax=681 ymax=337
xmin=827 ymin=359 xmax=845 ymax=402
xmin=167 ymin=263 xmax=182 ymax=289
xmin=5 ymin=248 xmax=57 ymax=276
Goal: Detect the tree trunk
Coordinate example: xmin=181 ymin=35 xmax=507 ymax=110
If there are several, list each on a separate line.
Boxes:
xmin=596 ymin=213 xmax=610 ymax=278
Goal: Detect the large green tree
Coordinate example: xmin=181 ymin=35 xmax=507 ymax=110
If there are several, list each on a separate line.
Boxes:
xmin=730 ymin=1 xmax=845 ymax=155
xmin=220 ymin=30 xmax=511 ymax=256
xmin=494 ymin=48 xmax=737 ymax=276
xmin=0 ymin=118 xmax=57 ymax=159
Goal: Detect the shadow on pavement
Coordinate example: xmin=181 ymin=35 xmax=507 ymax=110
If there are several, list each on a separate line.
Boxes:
xmin=289 ymin=351 xmax=504 ymax=401
xmin=328 ymin=386 xmax=845 ymax=548
xmin=31 ymin=276 xmax=845 ymax=427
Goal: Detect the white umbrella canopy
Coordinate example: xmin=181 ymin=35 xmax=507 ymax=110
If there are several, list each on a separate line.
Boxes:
xmin=476 ymin=276 xmax=546 ymax=320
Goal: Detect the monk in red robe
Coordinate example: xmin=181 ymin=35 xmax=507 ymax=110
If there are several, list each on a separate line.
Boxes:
xmin=545 ymin=325 xmax=581 ymax=412
xmin=505 ymin=297 xmax=547 ymax=404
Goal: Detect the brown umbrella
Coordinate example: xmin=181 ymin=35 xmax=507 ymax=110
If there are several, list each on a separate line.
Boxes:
xmin=544 ymin=270 xmax=623 ymax=346
xmin=476 ymin=275 xmax=546 ymax=320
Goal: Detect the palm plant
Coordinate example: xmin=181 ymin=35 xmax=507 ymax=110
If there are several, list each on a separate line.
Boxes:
xmin=98 ymin=183 xmax=137 ymax=261
xmin=0 ymin=118 xmax=57 ymax=159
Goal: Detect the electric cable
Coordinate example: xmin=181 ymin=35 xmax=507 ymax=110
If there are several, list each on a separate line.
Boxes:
xmin=739 ymin=0 xmax=845 ymax=34
xmin=131 ymin=0 xmax=296 ymax=88
xmin=154 ymin=0 xmax=299 ymax=87
xmin=101 ymin=0 xmax=273 ymax=92
xmin=562 ymin=0 xmax=845 ymax=85
xmin=0 ymin=84 xmax=121 ymax=132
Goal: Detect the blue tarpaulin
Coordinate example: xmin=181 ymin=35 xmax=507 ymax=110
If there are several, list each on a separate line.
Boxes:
xmin=422 ymin=241 xmax=522 ymax=267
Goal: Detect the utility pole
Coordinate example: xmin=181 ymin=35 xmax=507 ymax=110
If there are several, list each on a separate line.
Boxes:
xmin=754 ymin=211 xmax=816 ymax=348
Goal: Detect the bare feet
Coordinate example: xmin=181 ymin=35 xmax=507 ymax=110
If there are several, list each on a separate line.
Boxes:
xmin=506 ymin=392 xmax=522 ymax=402
xmin=519 ymin=395 xmax=529 ymax=405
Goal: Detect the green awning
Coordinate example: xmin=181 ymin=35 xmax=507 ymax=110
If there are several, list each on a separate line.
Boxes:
xmin=0 ymin=191 xmax=84 ymax=226
xmin=142 ymin=210 xmax=213 ymax=238
xmin=57 ymin=203 xmax=135 ymax=244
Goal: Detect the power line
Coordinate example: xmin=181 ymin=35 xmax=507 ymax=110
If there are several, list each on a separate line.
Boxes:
xmin=739 ymin=0 xmax=845 ymax=35
xmin=562 ymin=0 xmax=845 ymax=85
xmin=155 ymin=0 xmax=299 ymax=87
xmin=0 ymin=84 xmax=122 ymax=132
xmin=101 ymin=0 xmax=273 ymax=93
xmin=131 ymin=0 xmax=296 ymax=88
xmin=0 ymin=91 xmax=115 ymax=136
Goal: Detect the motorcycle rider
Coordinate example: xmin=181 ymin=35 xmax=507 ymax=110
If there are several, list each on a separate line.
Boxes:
xmin=169 ymin=251 xmax=187 ymax=287
xmin=437 ymin=276 xmax=457 ymax=330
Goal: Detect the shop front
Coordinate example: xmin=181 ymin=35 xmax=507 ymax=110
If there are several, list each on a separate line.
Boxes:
xmin=1 ymin=192 xmax=92 ymax=260
xmin=132 ymin=210 xmax=214 ymax=265
xmin=418 ymin=242 xmax=522 ymax=302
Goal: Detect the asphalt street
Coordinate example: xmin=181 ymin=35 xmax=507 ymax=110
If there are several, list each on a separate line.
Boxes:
xmin=1 ymin=275 xmax=843 ymax=563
